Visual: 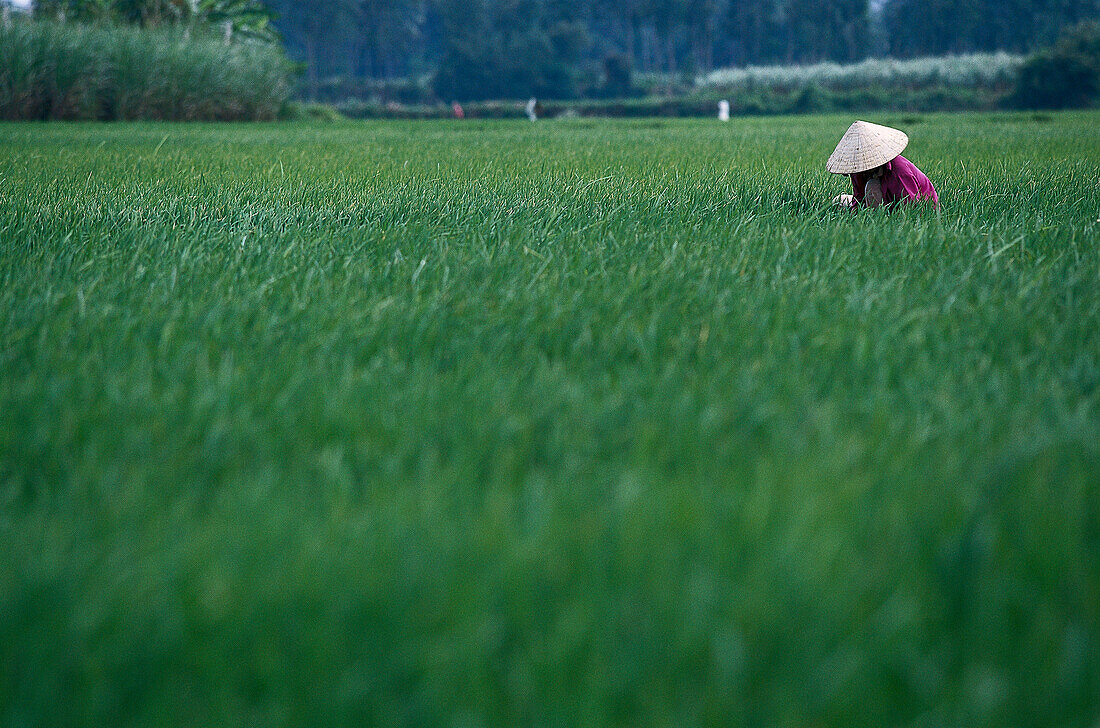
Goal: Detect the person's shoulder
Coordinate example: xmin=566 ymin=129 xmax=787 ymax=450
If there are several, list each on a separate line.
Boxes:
xmin=891 ymin=155 xmax=925 ymax=178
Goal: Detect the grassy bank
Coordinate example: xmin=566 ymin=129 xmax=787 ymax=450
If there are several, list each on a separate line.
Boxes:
xmin=336 ymin=85 xmax=1006 ymax=119
xmin=1 ymin=113 xmax=1099 ymax=726
xmin=0 ymin=20 xmax=290 ymax=121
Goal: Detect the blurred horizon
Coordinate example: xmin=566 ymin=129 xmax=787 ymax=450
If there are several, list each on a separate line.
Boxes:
xmin=263 ymin=0 xmax=1099 ymax=102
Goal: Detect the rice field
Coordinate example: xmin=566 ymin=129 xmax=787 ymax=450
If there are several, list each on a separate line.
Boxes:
xmin=1 ymin=113 xmax=1099 ymax=727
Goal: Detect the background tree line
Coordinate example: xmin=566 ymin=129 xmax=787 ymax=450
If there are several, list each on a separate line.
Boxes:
xmin=26 ymin=0 xmax=1100 ymax=99
xmin=266 ymin=0 xmax=1098 ymax=100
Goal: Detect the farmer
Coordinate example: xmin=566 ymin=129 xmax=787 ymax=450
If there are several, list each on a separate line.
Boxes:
xmin=828 ymin=121 xmax=938 ymax=209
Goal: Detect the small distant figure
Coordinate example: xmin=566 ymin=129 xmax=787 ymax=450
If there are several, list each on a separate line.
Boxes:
xmin=827 ymin=121 xmax=938 ymax=209
xmin=526 ymin=97 xmax=538 ymax=122
xmin=452 ymin=102 xmax=465 ymax=120
xmin=718 ymin=100 xmax=730 ymax=122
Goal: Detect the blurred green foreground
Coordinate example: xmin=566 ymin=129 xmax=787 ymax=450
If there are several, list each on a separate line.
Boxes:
xmin=1 ymin=114 xmax=1098 ymax=726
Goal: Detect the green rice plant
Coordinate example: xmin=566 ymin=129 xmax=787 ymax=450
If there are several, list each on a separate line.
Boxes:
xmin=0 ymin=18 xmax=290 ymax=120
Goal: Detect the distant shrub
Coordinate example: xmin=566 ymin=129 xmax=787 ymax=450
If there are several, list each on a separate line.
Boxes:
xmin=334 ymin=99 xmax=454 ymax=120
xmin=0 ymin=19 xmax=291 ymax=120
xmin=602 ymin=53 xmax=634 ymax=98
xmin=314 ymin=75 xmax=433 ymax=105
xmin=1010 ymin=22 xmax=1100 ymax=109
xmin=279 ymin=102 xmax=344 ymax=122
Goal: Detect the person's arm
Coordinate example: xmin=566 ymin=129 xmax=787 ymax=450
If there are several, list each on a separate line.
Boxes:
xmin=864 ymin=177 xmax=884 ymax=208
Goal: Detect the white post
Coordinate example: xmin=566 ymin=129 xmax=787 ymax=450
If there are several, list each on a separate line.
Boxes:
xmin=718 ymin=100 xmax=730 ymax=122
xmin=223 ymin=20 xmax=233 ymax=45
xmin=2 ymin=5 xmax=10 ymax=30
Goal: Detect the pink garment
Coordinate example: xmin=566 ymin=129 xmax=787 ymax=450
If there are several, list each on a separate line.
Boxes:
xmin=851 ymin=155 xmax=938 ymax=208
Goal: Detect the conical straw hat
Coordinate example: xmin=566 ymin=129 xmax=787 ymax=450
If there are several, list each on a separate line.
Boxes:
xmin=826 ymin=121 xmax=909 ymax=174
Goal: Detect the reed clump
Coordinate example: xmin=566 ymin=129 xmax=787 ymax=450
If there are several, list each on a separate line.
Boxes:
xmin=0 ymin=19 xmax=291 ymax=121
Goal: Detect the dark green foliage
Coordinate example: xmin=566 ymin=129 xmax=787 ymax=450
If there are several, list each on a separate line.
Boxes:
xmin=432 ymin=0 xmax=589 ymax=101
xmin=268 ymin=0 xmax=879 ymax=94
xmin=1011 ymin=21 xmax=1100 ymax=108
xmin=33 ymin=0 xmax=277 ymax=40
xmin=2 ymin=113 xmax=1100 ymax=727
xmin=193 ymin=0 xmax=279 ymax=43
xmin=0 ymin=19 xmax=291 ymax=120
xmin=774 ymin=0 xmax=869 ymax=63
xmin=264 ymin=0 xmax=357 ymax=99
xmin=602 ymin=53 xmax=635 ymax=98
xmin=883 ymin=0 xmax=1100 ymax=57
